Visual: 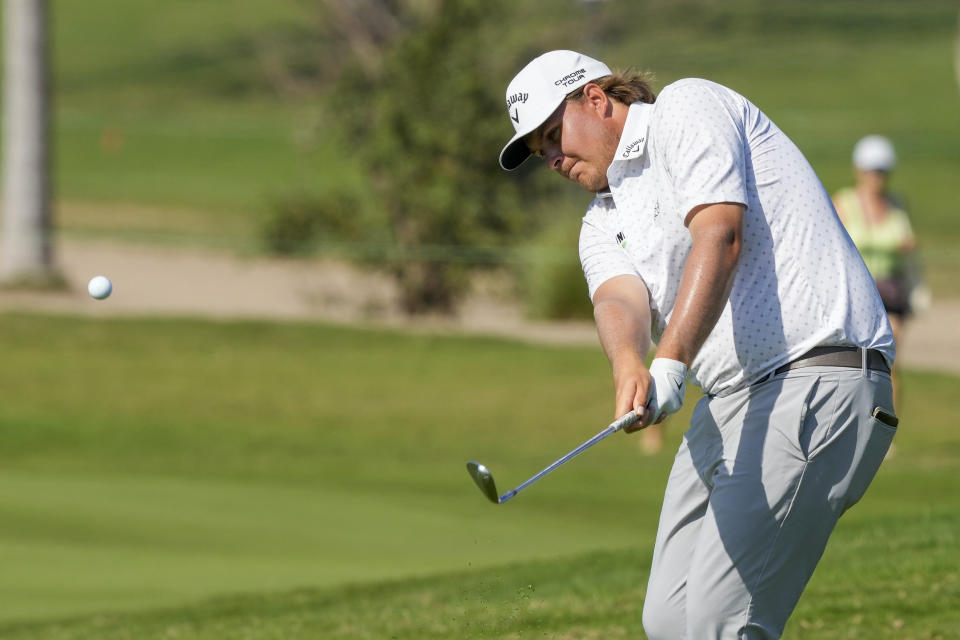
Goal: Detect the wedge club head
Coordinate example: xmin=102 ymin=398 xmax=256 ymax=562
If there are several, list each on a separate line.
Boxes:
xmin=466 ymin=460 xmax=501 ymax=504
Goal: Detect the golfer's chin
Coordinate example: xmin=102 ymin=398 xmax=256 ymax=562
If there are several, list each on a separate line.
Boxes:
xmin=570 ymin=167 xmax=608 ymax=192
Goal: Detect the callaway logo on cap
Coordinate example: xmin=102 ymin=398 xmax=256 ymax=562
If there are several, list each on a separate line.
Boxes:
xmin=499 ymin=50 xmax=611 ymax=171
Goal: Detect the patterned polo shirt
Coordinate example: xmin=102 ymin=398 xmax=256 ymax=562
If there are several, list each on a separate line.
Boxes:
xmin=579 ymin=78 xmax=894 ymax=396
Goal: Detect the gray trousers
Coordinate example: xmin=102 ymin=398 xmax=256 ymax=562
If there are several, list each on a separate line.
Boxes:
xmin=642 ymin=366 xmax=896 ymax=639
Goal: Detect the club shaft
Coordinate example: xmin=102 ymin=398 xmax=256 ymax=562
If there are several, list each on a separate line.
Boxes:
xmin=499 ymin=411 xmax=639 ymax=502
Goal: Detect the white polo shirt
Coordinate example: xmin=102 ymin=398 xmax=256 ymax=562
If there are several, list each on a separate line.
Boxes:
xmin=579 ymin=78 xmax=894 ymax=396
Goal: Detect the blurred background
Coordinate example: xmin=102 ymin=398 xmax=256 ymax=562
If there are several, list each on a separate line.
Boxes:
xmin=0 ymin=1 xmax=958 ymax=638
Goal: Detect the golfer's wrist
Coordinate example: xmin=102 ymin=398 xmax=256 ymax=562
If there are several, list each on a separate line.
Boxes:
xmin=651 ymin=341 xmax=691 ymax=366
xmin=654 ymin=324 xmax=700 ymax=365
xmin=611 ymin=346 xmax=646 ymax=371
xmin=649 ymin=357 xmax=687 ymax=377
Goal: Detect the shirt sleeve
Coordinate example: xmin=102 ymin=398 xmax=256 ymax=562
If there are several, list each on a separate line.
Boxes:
xmin=652 ymin=79 xmax=749 ymax=220
xmin=579 ymin=210 xmax=639 ymax=302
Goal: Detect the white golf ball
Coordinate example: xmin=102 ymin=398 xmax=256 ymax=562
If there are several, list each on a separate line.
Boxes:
xmin=87 ymin=275 xmax=113 ymax=300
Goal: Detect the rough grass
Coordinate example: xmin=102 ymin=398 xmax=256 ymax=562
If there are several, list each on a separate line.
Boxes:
xmin=2 ymin=514 xmax=956 ymax=639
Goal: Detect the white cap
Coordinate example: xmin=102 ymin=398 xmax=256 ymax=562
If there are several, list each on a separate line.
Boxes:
xmin=853 ymin=135 xmax=897 ymax=172
xmin=499 ymin=50 xmax=612 ymax=170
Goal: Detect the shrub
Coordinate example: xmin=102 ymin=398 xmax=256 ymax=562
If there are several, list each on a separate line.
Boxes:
xmin=522 ymin=220 xmax=594 ymax=321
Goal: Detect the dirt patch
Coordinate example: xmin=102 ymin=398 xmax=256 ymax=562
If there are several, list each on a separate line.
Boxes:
xmin=0 ymin=239 xmax=600 ymax=345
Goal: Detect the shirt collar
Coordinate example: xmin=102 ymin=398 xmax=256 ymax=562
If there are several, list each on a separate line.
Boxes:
xmin=603 ymin=101 xmax=653 ymax=193
xmin=612 ymin=101 xmax=652 ymax=162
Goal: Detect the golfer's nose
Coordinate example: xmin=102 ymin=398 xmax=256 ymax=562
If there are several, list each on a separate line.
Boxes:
xmin=546 ymin=148 xmax=564 ymax=171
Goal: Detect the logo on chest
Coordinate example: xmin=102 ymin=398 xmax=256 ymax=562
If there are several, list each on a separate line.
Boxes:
xmin=615 ymin=231 xmax=626 ymax=248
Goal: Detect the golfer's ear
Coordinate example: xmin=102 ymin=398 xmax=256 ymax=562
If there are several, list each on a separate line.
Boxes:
xmin=581 ymin=83 xmax=609 ymax=116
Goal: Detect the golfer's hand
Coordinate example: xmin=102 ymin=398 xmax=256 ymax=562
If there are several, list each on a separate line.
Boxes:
xmin=645 ymin=357 xmax=687 ymax=425
xmin=613 ymin=353 xmax=652 ymax=433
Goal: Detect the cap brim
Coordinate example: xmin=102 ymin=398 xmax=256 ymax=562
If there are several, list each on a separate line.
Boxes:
xmin=499 ymin=95 xmax=566 ymax=171
xmin=499 ymin=135 xmax=532 ymax=171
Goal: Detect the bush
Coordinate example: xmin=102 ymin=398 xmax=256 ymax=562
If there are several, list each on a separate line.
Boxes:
xmin=260 ymin=195 xmax=326 ymax=256
xmin=321 ymin=0 xmax=559 ymax=313
xmin=260 ymin=192 xmax=385 ymax=257
xmin=522 ymin=220 xmax=594 ymax=321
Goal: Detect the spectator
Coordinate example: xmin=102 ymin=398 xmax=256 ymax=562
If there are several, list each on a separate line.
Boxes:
xmin=833 ymin=135 xmax=917 ymax=410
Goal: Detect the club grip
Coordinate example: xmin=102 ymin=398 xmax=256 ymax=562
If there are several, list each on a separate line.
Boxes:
xmin=611 ymin=410 xmax=641 ymax=431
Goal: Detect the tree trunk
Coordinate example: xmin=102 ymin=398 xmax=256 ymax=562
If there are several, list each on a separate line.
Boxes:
xmin=1 ymin=0 xmax=56 ymax=285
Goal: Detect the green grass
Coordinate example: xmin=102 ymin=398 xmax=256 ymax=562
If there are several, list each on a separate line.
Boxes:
xmin=0 ymin=312 xmax=957 ymax=638
xmin=0 ymin=312 xmax=664 ymax=623
xmin=47 ymin=0 xmax=332 ymax=214
xmin=4 ymin=526 xmax=958 ymax=639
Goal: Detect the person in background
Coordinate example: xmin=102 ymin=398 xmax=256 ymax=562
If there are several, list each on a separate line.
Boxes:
xmin=640 ymin=414 xmax=666 ymax=454
xmin=833 ymin=135 xmax=917 ymax=411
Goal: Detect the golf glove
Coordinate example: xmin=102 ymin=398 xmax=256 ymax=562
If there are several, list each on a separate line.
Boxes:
xmin=647 ymin=358 xmax=687 ymax=422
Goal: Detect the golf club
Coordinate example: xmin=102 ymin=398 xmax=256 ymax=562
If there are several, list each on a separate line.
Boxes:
xmin=466 ymin=410 xmax=641 ymax=504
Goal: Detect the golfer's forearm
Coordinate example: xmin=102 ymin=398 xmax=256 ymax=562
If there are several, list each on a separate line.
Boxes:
xmin=657 ymin=222 xmax=741 ymax=366
xmin=594 ymin=296 xmax=651 ymax=369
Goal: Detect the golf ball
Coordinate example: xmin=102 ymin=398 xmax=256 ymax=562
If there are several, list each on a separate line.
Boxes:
xmin=87 ymin=275 xmax=113 ymax=300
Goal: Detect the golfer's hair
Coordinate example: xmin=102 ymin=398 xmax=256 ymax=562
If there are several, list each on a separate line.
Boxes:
xmin=568 ymin=71 xmax=656 ymax=105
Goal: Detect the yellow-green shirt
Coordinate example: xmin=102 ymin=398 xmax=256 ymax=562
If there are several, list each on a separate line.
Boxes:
xmin=833 ymin=188 xmax=914 ymax=280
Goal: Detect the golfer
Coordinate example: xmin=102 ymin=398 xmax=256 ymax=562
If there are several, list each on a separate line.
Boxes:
xmin=499 ymin=50 xmax=897 ymax=639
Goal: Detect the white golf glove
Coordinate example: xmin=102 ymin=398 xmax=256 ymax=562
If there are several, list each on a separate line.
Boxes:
xmin=647 ymin=358 xmax=687 ymax=422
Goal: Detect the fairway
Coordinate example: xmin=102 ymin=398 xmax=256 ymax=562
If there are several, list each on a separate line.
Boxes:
xmin=0 ymin=313 xmax=668 ymax=623
xmin=0 ymin=313 xmax=957 ymax=638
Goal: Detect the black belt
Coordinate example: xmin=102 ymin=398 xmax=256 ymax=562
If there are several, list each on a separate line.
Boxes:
xmin=773 ymin=346 xmax=890 ymax=376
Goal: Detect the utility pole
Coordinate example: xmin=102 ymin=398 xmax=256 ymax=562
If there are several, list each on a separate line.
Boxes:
xmin=1 ymin=0 xmax=58 ymax=285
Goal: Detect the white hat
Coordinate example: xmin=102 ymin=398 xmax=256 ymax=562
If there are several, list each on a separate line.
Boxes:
xmin=499 ymin=50 xmax=612 ymax=170
xmin=853 ymin=135 xmax=897 ymax=172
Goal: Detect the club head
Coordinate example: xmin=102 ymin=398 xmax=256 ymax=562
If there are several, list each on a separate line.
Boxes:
xmin=466 ymin=460 xmax=501 ymax=504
